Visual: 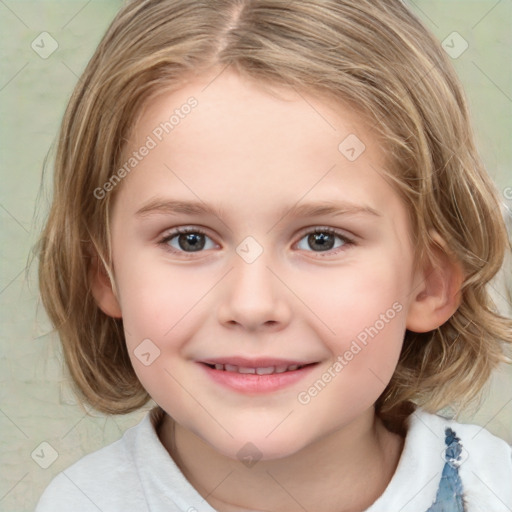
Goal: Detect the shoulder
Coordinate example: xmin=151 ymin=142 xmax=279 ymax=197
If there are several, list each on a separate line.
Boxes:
xmin=35 ymin=413 xmax=153 ymax=512
xmin=35 ymin=406 xmax=216 ymax=512
xmin=408 ymin=409 xmax=512 ymax=511
xmin=369 ymin=408 xmax=512 ymax=512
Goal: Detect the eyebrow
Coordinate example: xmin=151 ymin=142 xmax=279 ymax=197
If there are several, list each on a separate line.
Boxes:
xmin=135 ymin=198 xmax=381 ymax=221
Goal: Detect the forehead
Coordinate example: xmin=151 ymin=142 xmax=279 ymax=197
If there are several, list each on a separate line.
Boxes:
xmin=133 ymin=70 xmax=375 ymax=160
xmin=115 ymin=70 xmax=402 ymax=225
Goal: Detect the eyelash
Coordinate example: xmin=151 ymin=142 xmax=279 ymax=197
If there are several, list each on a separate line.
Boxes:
xmin=157 ymin=226 xmax=355 ymax=258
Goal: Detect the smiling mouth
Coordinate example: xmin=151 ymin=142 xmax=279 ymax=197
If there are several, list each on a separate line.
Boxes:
xmin=201 ymin=362 xmax=317 ymax=375
xmin=199 ymin=359 xmax=319 ymax=393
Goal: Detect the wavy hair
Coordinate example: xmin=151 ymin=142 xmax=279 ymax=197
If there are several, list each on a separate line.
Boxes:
xmin=37 ymin=0 xmax=512 ymax=427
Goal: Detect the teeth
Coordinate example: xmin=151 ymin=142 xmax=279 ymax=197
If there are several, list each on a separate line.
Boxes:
xmin=239 ymin=367 xmax=256 ymax=374
xmin=208 ymin=363 xmax=306 ymax=374
xmin=256 ymin=367 xmax=275 ymax=375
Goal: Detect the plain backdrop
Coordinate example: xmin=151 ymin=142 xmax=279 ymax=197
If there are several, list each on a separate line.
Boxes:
xmin=0 ymin=1 xmax=511 ymax=510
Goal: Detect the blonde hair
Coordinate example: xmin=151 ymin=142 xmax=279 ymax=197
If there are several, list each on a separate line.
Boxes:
xmin=38 ymin=0 xmax=512 ymax=427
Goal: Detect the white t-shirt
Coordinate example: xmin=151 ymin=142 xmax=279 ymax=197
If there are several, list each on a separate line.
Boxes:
xmin=35 ymin=406 xmax=512 ymax=511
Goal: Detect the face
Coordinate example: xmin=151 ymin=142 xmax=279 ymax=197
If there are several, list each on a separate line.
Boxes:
xmin=106 ymin=69 xmax=422 ymax=460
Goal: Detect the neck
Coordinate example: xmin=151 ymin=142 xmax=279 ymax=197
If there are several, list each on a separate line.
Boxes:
xmin=158 ymin=408 xmax=404 ymax=512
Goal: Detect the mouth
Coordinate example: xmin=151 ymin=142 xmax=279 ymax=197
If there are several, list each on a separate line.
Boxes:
xmin=201 ymin=362 xmax=316 ymax=375
xmin=197 ymin=357 xmax=319 ymax=394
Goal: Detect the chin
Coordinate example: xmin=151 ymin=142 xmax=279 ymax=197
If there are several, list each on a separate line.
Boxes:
xmin=203 ymin=428 xmax=310 ymax=463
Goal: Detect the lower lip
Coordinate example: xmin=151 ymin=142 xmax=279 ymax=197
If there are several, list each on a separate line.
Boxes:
xmin=198 ymin=363 xmax=318 ymax=394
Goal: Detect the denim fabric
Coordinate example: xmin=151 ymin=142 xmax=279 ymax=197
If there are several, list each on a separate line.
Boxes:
xmin=426 ymin=428 xmax=466 ymax=512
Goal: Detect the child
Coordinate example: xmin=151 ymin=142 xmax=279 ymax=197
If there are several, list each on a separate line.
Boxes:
xmin=36 ymin=0 xmax=512 ymax=510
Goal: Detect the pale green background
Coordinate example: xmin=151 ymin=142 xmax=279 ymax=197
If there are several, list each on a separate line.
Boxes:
xmin=0 ymin=1 xmax=511 ymax=510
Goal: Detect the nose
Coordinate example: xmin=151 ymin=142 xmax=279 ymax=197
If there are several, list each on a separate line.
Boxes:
xmin=216 ymin=250 xmax=292 ymax=332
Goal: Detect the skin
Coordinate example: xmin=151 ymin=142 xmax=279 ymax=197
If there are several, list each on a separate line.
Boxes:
xmin=92 ymin=68 xmax=463 ymax=512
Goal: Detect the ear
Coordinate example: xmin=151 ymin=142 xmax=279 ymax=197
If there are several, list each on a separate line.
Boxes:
xmin=406 ymin=231 xmax=464 ymax=333
xmin=89 ymin=250 xmax=122 ymax=319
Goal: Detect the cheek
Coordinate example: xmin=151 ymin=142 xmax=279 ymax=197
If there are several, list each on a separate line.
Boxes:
xmin=303 ymin=256 xmax=408 ymax=340
xmin=113 ymin=259 xmax=212 ymax=396
xmin=301 ymin=257 xmax=408 ymax=389
xmin=115 ymin=258 xmax=206 ymax=342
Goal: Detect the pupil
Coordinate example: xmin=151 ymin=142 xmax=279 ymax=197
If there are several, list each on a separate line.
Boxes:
xmin=179 ymin=233 xmax=205 ymax=252
xmin=309 ymin=232 xmax=334 ymax=251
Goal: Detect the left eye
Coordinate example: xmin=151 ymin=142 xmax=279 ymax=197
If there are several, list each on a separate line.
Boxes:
xmin=296 ymin=228 xmax=353 ymax=253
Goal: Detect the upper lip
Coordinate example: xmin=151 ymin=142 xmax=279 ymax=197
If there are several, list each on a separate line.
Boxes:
xmin=199 ymin=357 xmax=317 ymax=367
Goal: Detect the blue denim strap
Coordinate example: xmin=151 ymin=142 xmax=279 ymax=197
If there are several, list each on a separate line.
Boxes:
xmin=425 ymin=428 xmax=466 ymax=512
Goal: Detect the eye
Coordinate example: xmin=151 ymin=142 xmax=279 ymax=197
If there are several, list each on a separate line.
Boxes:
xmin=158 ymin=227 xmax=217 ymax=255
xmin=158 ymin=226 xmax=355 ymax=257
xmin=295 ymin=227 xmax=354 ymax=254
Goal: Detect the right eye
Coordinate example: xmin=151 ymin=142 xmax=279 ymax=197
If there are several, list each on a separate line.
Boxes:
xmin=158 ymin=227 xmax=218 ymax=255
